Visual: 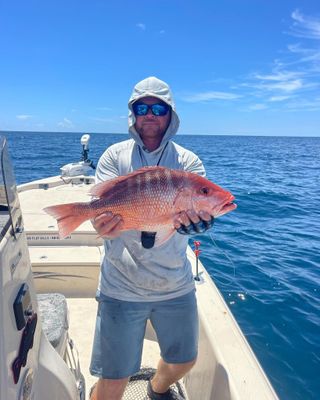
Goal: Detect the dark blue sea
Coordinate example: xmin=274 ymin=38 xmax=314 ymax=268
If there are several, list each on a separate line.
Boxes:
xmin=2 ymin=131 xmax=320 ymax=400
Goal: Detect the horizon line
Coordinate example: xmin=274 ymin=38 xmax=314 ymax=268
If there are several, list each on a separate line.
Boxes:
xmin=0 ymin=129 xmax=319 ymax=139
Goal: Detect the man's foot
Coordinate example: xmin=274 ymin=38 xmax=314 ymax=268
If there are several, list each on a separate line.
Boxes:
xmin=147 ymin=380 xmax=184 ymax=400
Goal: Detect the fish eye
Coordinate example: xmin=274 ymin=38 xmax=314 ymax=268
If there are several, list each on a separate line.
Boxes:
xmin=199 ymin=187 xmax=209 ymax=195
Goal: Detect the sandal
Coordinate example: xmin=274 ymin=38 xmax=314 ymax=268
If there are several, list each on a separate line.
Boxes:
xmin=147 ymin=380 xmax=183 ymax=400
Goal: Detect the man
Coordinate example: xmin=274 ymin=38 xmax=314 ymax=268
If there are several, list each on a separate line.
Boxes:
xmin=89 ymin=77 xmax=214 ymax=400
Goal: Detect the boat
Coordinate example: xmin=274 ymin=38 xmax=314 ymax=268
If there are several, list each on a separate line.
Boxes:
xmin=0 ymin=134 xmax=279 ymax=399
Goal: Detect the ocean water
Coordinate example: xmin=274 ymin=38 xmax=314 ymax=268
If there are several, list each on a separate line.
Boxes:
xmin=2 ymin=131 xmax=320 ymax=400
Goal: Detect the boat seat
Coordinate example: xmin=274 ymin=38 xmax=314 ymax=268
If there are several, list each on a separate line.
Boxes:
xmin=37 ymin=293 xmax=69 ymax=356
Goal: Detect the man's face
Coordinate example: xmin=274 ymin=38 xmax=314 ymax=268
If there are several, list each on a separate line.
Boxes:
xmin=133 ymin=96 xmax=171 ymax=143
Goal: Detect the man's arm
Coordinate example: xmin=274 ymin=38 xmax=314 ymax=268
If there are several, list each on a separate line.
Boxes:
xmin=95 ymin=147 xmax=120 ymax=184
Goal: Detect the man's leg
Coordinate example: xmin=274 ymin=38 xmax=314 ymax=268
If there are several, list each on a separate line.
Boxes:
xmin=90 ymin=377 xmax=129 ymax=400
xmin=149 ymin=291 xmax=199 ymax=394
xmin=89 ymin=295 xmax=149 ymax=399
xmin=150 ymin=357 xmax=197 ymax=394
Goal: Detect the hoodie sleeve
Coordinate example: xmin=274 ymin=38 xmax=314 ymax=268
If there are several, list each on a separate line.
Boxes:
xmin=95 ymin=147 xmax=119 ymax=184
xmin=181 ymin=150 xmax=206 ymax=178
xmin=185 ymin=155 xmax=206 ymax=177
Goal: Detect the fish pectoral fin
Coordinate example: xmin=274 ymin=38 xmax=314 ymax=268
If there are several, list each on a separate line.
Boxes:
xmin=173 ymin=187 xmax=193 ymax=211
xmin=154 ymin=227 xmax=176 ymax=248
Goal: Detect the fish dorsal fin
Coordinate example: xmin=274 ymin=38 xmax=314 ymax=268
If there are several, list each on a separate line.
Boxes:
xmin=90 ymin=166 xmax=168 ymax=198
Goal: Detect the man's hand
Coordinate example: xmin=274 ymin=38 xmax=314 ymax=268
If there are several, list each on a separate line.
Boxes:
xmin=91 ymin=212 xmax=124 ymax=239
xmin=174 ymin=210 xmax=214 ymax=235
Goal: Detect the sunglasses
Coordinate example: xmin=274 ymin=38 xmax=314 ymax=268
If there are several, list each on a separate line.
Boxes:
xmin=132 ymin=102 xmax=170 ymax=116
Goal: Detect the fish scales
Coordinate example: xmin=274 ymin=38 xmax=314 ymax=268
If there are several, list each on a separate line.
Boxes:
xmin=122 ymin=169 xmax=223 ymax=230
xmin=96 ymin=169 xmax=181 ymax=229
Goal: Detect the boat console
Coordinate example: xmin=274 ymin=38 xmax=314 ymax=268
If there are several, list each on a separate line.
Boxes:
xmin=60 ymin=134 xmax=95 ymax=177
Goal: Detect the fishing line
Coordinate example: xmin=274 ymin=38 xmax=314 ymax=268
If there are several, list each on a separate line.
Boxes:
xmin=207 ymin=232 xmax=237 ymax=287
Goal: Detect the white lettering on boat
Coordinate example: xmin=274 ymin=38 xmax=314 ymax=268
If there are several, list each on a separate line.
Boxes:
xmin=26 ymin=234 xmax=71 ymax=241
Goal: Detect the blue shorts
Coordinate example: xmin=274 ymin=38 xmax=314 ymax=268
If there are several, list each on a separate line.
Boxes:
xmin=89 ymin=290 xmax=199 ymax=379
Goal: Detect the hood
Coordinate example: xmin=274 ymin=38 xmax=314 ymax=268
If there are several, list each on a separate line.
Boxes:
xmin=128 ymin=76 xmax=180 ymax=153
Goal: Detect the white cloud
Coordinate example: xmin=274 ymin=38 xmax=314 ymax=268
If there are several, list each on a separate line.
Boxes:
xmin=249 ymin=104 xmax=268 ymax=111
xmin=242 ymin=76 xmax=304 ymax=94
xmin=250 ymin=67 xmax=306 ymax=93
xmin=254 ymin=70 xmax=303 ymax=81
xmin=287 ymin=43 xmax=320 ymax=69
xmin=285 ymin=97 xmax=320 ymax=111
xmin=90 ymin=117 xmax=113 ymax=123
xmin=290 ymin=9 xmax=320 ymax=40
xmin=58 ymin=118 xmax=74 ymax=128
xmin=259 ymin=79 xmax=303 ymax=92
xmin=288 ymin=43 xmax=312 ymax=55
xmin=181 ymin=10 xmax=320 ymax=113
xmin=240 ymin=10 xmax=320 ymax=109
xmin=268 ymin=95 xmax=291 ymax=102
xmin=182 ymin=91 xmax=241 ymax=102
xmin=136 ymin=23 xmax=146 ymax=31
xmin=16 ymin=114 xmax=32 ymax=120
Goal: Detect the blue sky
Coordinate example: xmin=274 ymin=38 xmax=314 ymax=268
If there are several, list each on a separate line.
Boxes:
xmin=1 ymin=1 xmax=320 ymax=136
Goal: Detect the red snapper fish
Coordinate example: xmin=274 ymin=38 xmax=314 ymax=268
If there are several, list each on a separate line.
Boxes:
xmin=44 ymin=166 xmax=237 ymax=245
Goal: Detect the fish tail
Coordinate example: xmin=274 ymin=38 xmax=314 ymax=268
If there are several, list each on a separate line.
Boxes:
xmin=43 ymin=202 xmax=90 ymax=238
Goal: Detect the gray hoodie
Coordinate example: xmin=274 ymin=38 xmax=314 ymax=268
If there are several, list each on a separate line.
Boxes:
xmin=96 ymin=77 xmax=205 ymax=301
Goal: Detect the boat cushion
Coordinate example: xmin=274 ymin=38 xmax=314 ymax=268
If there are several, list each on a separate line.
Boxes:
xmin=37 ymin=293 xmax=69 ymax=349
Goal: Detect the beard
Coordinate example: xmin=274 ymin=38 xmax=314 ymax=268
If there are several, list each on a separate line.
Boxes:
xmin=139 ymin=123 xmax=164 ymax=137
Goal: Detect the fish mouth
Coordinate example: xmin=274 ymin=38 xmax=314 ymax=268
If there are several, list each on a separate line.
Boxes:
xmin=217 ymin=195 xmax=237 ymax=217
